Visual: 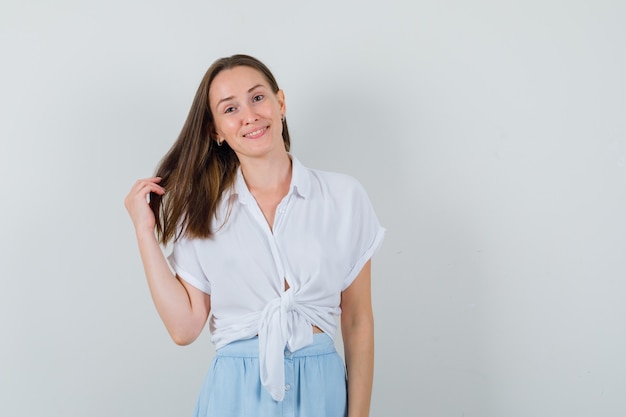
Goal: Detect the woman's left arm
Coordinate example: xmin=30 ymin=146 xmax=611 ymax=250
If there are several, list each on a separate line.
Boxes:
xmin=341 ymin=260 xmax=375 ymax=417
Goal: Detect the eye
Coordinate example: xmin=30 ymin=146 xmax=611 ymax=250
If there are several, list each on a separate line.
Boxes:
xmin=224 ymin=106 xmax=236 ymax=114
xmin=252 ymin=94 xmax=264 ymax=102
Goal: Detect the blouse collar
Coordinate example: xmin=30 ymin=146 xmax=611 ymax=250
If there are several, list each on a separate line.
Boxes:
xmin=231 ymin=154 xmax=310 ymax=206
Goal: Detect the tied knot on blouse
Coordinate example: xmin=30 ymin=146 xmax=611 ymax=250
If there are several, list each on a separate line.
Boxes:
xmin=258 ymin=287 xmax=313 ymax=401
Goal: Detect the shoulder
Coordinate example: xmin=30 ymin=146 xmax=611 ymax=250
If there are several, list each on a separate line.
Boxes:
xmin=307 ymin=167 xmax=366 ymax=196
xmin=291 ymin=156 xmax=371 ymax=204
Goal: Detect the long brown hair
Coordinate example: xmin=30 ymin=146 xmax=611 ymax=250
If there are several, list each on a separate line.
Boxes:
xmin=150 ymin=54 xmax=291 ymax=244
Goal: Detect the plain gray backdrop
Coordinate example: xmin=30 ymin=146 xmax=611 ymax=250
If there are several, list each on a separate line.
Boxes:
xmin=1 ymin=1 xmax=625 ymax=416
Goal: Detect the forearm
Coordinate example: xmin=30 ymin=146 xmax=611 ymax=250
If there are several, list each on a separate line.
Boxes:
xmin=135 ymin=229 xmax=203 ymax=344
xmin=342 ymin=318 xmax=374 ymax=417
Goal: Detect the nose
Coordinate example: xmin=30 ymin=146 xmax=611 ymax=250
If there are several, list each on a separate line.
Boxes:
xmin=241 ymin=103 xmax=258 ymax=124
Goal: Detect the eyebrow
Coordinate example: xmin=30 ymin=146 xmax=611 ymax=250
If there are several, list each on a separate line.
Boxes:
xmin=215 ymin=84 xmax=265 ymax=109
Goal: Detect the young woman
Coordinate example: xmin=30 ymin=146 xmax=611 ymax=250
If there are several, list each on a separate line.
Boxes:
xmin=125 ymin=54 xmax=384 ymax=417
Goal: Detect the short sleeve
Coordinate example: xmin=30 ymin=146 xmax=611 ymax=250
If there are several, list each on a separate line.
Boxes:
xmin=167 ymin=235 xmax=212 ymax=294
xmin=341 ymin=180 xmax=385 ymax=291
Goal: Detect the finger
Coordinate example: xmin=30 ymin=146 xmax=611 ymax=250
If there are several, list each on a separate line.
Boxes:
xmin=126 ymin=184 xmax=164 ymax=209
xmin=137 ymin=183 xmax=166 ymax=198
xmin=132 ymin=178 xmax=166 ymax=195
xmin=132 ymin=177 xmax=163 ymax=190
xmin=140 ymin=176 xmax=163 ymax=184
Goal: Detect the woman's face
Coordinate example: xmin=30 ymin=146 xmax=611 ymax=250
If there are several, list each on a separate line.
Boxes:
xmin=209 ymin=66 xmax=286 ymax=161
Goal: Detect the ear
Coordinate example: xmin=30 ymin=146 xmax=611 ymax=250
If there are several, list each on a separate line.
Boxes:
xmin=276 ymin=89 xmax=286 ymax=115
xmin=209 ymin=124 xmax=220 ymax=140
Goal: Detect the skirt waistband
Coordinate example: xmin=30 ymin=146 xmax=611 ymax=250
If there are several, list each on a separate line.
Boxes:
xmin=216 ymin=333 xmax=336 ymax=358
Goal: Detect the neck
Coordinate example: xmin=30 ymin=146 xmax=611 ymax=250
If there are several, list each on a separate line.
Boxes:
xmin=239 ymin=151 xmax=292 ymax=193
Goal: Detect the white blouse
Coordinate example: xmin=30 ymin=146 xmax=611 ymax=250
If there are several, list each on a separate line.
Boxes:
xmin=168 ymin=155 xmax=385 ymax=402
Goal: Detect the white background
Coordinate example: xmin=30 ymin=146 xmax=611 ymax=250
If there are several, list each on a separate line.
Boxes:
xmin=1 ymin=1 xmax=625 ymax=416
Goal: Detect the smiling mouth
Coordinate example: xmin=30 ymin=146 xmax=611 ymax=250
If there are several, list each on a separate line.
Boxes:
xmin=243 ymin=126 xmax=268 ymax=138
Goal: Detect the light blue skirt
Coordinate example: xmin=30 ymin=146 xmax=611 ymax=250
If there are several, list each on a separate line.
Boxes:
xmin=194 ymin=333 xmax=347 ymax=417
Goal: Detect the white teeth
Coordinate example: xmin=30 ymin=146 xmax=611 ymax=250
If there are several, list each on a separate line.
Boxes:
xmin=245 ymin=127 xmax=265 ymax=137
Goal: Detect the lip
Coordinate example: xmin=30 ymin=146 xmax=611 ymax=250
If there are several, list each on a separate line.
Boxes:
xmin=242 ymin=126 xmax=268 ymax=139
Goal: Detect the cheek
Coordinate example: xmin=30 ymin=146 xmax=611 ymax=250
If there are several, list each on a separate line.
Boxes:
xmin=215 ymin=118 xmax=236 ymax=136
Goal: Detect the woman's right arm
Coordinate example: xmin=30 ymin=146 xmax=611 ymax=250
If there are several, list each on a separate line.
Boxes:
xmin=125 ymin=177 xmax=211 ymax=345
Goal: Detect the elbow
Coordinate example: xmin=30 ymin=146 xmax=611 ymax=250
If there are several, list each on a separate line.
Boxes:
xmin=172 ymin=336 xmax=193 ymax=346
xmin=341 ymin=317 xmax=374 ymax=344
xmin=341 ymin=308 xmax=374 ymax=330
xmin=169 ymin=328 xmax=200 ymax=346
xmin=162 ymin=312 xmax=207 ymax=346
